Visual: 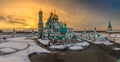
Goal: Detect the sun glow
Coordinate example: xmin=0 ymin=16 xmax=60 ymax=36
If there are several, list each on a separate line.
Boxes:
xmin=24 ymin=26 xmax=30 ymax=29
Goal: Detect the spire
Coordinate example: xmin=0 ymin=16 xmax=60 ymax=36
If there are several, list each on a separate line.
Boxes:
xmin=94 ymin=27 xmax=97 ymax=33
xmin=108 ymin=21 xmax=112 ymax=28
xmin=52 ymin=10 xmax=58 ymax=19
xmin=39 ymin=9 xmax=42 ymax=14
xmin=64 ymin=21 xmax=67 ymax=28
xmin=39 ymin=9 xmax=43 ymax=22
xmin=107 ymin=21 xmax=112 ymax=31
xmin=53 ymin=9 xmax=56 ymax=15
xmin=50 ymin=12 xmax=53 ymax=16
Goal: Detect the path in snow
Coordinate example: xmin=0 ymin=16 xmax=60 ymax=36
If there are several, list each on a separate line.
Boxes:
xmin=0 ymin=37 xmax=51 ymax=62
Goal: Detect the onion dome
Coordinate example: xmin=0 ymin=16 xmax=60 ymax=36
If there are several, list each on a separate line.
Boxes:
xmin=50 ymin=12 xmax=53 ymax=16
xmin=52 ymin=14 xmax=58 ymax=19
xmin=46 ymin=21 xmax=50 ymax=25
xmin=59 ymin=26 xmax=67 ymax=35
xmin=72 ymin=35 xmax=77 ymax=39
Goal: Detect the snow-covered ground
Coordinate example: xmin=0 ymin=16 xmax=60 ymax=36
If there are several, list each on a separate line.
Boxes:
xmin=0 ymin=37 xmax=51 ymax=62
xmin=0 ymin=42 xmax=28 ymax=50
xmin=0 ymin=48 xmax=16 ymax=53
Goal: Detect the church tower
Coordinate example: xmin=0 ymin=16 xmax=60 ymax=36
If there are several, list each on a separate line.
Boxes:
xmin=107 ymin=21 xmax=112 ymax=31
xmin=38 ymin=10 xmax=44 ymax=38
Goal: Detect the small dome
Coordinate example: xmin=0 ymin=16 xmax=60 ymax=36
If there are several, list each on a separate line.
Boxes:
xmin=72 ymin=35 xmax=77 ymax=39
xmin=59 ymin=27 xmax=67 ymax=35
xmin=50 ymin=12 xmax=53 ymax=16
xmin=46 ymin=21 xmax=50 ymax=25
xmin=52 ymin=14 xmax=58 ymax=19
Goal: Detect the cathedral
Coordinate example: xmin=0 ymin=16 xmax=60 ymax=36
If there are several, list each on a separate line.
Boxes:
xmin=38 ymin=10 xmax=75 ymax=40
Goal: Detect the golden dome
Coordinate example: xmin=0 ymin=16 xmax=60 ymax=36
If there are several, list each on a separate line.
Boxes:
xmin=52 ymin=14 xmax=58 ymax=19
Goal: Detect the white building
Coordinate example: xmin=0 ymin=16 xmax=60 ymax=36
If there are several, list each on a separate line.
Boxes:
xmin=38 ymin=10 xmax=74 ymax=40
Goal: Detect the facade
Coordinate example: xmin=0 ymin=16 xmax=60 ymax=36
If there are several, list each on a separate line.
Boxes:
xmin=38 ymin=10 xmax=74 ymax=40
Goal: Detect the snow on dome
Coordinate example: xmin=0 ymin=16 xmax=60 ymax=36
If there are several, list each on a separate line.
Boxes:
xmin=49 ymin=45 xmax=66 ymax=50
xmin=38 ymin=39 xmax=50 ymax=45
xmin=76 ymin=42 xmax=90 ymax=47
xmin=0 ymin=48 xmax=16 ymax=53
xmin=0 ymin=42 xmax=28 ymax=50
xmin=69 ymin=46 xmax=83 ymax=50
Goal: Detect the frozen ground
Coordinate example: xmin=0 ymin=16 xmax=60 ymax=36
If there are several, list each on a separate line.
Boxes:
xmin=0 ymin=37 xmax=51 ymax=62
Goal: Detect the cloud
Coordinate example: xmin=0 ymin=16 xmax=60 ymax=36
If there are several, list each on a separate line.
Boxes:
xmin=6 ymin=15 xmax=28 ymax=25
xmin=0 ymin=15 xmax=6 ymax=21
xmin=0 ymin=14 xmax=28 ymax=26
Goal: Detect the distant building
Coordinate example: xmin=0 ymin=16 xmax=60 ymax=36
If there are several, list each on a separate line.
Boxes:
xmin=38 ymin=10 xmax=74 ymax=40
xmin=107 ymin=21 xmax=112 ymax=32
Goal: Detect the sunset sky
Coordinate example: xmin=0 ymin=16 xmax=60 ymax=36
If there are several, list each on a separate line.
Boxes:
xmin=0 ymin=0 xmax=120 ymax=31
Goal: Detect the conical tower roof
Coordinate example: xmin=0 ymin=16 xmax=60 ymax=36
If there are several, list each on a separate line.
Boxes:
xmin=108 ymin=21 xmax=112 ymax=28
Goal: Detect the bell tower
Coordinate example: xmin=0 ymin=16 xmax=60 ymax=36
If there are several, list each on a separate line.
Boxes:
xmin=38 ymin=9 xmax=44 ymax=38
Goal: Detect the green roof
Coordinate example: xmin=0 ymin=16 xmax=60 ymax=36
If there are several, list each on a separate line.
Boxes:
xmin=46 ymin=21 xmax=50 ymax=25
xmin=72 ymin=35 xmax=77 ymax=39
xmin=55 ymin=36 xmax=65 ymax=40
xmin=117 ymin=59 xmax=120 ymax=62
xmin=108 ymin=21 xmax=112 ymax=28
xmin=59 ymin=26 xmax=67 ymax=35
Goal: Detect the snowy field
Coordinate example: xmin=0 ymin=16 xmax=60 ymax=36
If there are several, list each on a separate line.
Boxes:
xmin=0 ymin=36 xmax=51 ymax=62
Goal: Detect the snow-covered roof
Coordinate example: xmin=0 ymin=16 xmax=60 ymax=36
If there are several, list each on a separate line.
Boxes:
xmin=49 ymin=45 xmax=66 ymax=50
xmin=76 ymin=42 xmax=90 ymax=47
xmin=69 ymin=46 xmax=83 ymax=50
xmin=38 ymin=39 xmax=50 ymax=45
